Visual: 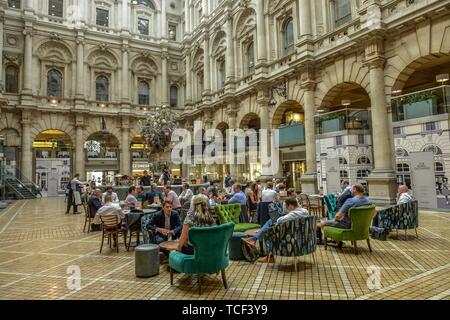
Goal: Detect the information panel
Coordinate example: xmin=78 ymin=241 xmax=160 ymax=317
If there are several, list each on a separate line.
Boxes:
xmin=410 ymin=152 xmax=438 ymax=209
xmin=325 ymin=158 xmax=341 ymax=194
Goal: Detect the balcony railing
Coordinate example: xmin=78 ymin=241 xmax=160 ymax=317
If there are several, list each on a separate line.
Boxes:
xmin=277 ymin=124 xmax=305 ymax=147
xmin=315 ymin=109 xmax=371 ymax=135
xmin=391 ymin=85 xmax=450 ymax=122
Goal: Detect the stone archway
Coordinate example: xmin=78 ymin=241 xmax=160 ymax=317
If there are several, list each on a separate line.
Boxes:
xmin=239 ymin=112 xmax=261 ymax=129
xmin=271 ymin=100 xmax=304 ymax=129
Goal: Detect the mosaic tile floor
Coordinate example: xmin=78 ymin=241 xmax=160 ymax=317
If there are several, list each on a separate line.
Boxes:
xmin=0 ymin=198 xmax=449 ymax=300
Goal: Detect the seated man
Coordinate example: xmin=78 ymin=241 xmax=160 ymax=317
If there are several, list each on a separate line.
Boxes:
xmin=88 ymin=188 xmax=103 ymax=219
xmin=179 ymin=183 xmax=194 ymax=206
xmin=227 ymin=183 xmax=247 ymax=206
xmin=136 ymin=186 xmax=146 ymax=203
xmin=125 ymin=186 xmax=138 ymax=209
xmin=336 ymin=180 xmax=352 ymax=211
xmin=146 ymin=201 xmax=182 ymax=244
xmin=282 ymin=188 xmax=299 ymax=212
xmin=243 ymin=198 xmax=309 ymax=263
xmin=317 ymin=184 xmax=372 ymax=247
xmin=102 ymin=186 xmax=119 ymax=203
xmin=397 ymin=185 xmax=413 ymax=204
xmin=145 ymin=183 xmax=163 ymax=205
xmin=93 ymin=194 xmax=125 ymax=226
xmin=163 ymin=185 xmax=182 ymax=211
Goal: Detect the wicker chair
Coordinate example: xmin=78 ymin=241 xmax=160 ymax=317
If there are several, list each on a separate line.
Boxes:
xmin=99 ymin=215 xmax=128 ymax=253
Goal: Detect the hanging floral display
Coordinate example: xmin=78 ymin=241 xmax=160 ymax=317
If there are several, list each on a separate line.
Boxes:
xmin=141 ymin=105 xmax=177 ymax=156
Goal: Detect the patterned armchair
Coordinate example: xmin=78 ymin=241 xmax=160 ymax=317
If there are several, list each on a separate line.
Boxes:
xmin=262 ymin=216 xmax=317 ymax=272
xmin=374 ymin=200 xmax=419 ymax=240
xmin=323 ymin=194 xmax=337 ymax=219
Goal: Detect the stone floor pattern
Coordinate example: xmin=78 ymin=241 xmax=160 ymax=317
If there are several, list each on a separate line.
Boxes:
xmin=0 ymin=198 xmax=448 ymax=300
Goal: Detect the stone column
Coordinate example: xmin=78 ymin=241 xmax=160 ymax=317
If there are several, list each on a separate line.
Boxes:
xmin=225 ymin=15 xmax=235 ymax=83
xmin=75 ymin=36 xmax=85 ymax=99
xmin=185 ymin=51 xmax=193 ymax=107
xmin=121 ymin=44 xmax=130 ymax=103
xmin=121 ymin=0 xmax=129 ymax=31
xmin=190 ymin=4 xmax=194 ymax=30
xmin=161 ymin=51 xmax=169 ymax=105
xmin=227 ymin=106 xmax=239 ymax=180
xmin=75 ymin=115 xmax=85 ymax=178
xmin=121 ymin=117 xmax=131 ymax=176
xmin=21 ymin=111 xmax=33 ymax=179
xmin=366 ymin=55 xmax=397 ymax=204
xmin=300 ymin=80 xmax=318 ymax=194
xmin=0 ymin=16 xmax=4 ymax=95
xmin=299 ymin=0 xmax=312 ymax=40
xmin=161 ymin=0 xmax=167 ymax=38
xmin=256 ymin=0 xmax=267 ymax=65
xmin=22 ymin=28 xmax=33 ymax=98
xmin=184 ymin=0 xmax=191 ymax=35
xmin=257 ymin=90 xmax=273 ymax=178
xmin=203 ymin=35 xmax=211 ymax=97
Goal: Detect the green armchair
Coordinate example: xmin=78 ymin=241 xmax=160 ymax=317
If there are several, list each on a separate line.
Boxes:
xmin=168 ymin=222 xmax=235 ymax=295
xmin=215 ymin=204 xmax=260 ymax=232
xmin=324 ymin=205 xmax=376 ymax=254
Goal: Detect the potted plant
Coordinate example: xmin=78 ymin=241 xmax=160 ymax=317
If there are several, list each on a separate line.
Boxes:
xmin=403 ymin=91 xmax=439 ymax=120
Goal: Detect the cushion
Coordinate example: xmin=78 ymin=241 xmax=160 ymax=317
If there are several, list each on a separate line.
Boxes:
xmin=234 ymin=223 xmax=260 ymax=233
xmin=168 ymin=251 xmax=194 ymax=273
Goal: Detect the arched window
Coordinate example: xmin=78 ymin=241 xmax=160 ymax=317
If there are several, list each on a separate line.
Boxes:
xmin=339 ymin=157 xmax=348 ymax=165
xmin=357 ymin=156 xmax=371 ymax=165
xmin=395 ymin=147 xmax=409 ymax=157
xmin=217 ymin=59 xmax=226 ymax=89
xmin=247 ymin=42 xmax=255 ymax=75
xmin=423 ymin=145 xmax=443 ymax=155
xmin=340 ymin=170 xmax=348 ymax=179
xmin=47 ymin=69 xmax=63 ymax=97
xmin=138 ymin=80 xmax=150 ymax=105
xmin=49 ymin=0 xmax=64 ymax=17
xmin=137 ymin=0 xmax=155 ymax=10
xmin=170 ymin=86 xmax=178 ymax=108
xmin=283 ymin=18 xmax=294 ymax=55
xmin=96 ymin=75 xmax=109 ymax=101
xmin=5 ymin=65 xmax=19 ymax=93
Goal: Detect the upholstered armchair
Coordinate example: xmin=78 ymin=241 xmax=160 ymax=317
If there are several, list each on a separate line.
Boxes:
xmin=262 ymin=216 xmax=318 ymax=272
xmin=215 ymin=204 xmax=260 ymax=232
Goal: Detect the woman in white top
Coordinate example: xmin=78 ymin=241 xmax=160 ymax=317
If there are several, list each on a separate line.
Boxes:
xmin=261 ymin=182 xmax=279 ymax=202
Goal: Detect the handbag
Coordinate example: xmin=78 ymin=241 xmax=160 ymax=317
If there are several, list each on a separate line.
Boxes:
xmin=370 ymin=226 xmax=388 ymax=241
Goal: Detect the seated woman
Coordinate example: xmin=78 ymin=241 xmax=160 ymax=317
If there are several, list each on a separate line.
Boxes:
xmin=177 ymin=195 xmax=217 ymax=255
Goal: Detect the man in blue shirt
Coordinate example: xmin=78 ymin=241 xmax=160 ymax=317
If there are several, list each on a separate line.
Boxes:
xmin=227 ymin=183 xmax=247 ymax=206
xmin=318 ymin=183 xmax=372 ymax=230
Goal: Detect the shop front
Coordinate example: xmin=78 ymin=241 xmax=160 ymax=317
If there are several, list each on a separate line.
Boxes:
xmin=33 ymin=130 xmax=72 ymax=196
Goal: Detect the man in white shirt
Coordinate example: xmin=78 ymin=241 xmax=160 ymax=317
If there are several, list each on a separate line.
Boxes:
xmin=261 ymin=182 xmax=279 ymax=202
xmin=94 ymin=194 xmax=125 ymax=225
xmin=102 ymin=186 xmax=119 ymax=203
xmin=178 ymin=183 xmax=194 ymax=206
xmin=397 ymin=185 xmax=413 ymax=205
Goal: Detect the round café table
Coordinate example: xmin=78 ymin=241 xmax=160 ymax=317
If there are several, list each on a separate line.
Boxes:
xmin=159 ymin=241 xmax=179 ymax=252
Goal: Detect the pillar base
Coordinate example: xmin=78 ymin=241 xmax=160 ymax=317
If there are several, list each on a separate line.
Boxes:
xmin=300 ymin=173 xmax=318 ymax=194
xmin=366 ymin=170 xmax=397 ymax=206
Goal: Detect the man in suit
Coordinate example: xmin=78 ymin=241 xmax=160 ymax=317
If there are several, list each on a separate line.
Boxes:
xmin=88 ymin=189 xmax=103 ymax=218
xmin=146 ymin=201 xmax=182 ymax=244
